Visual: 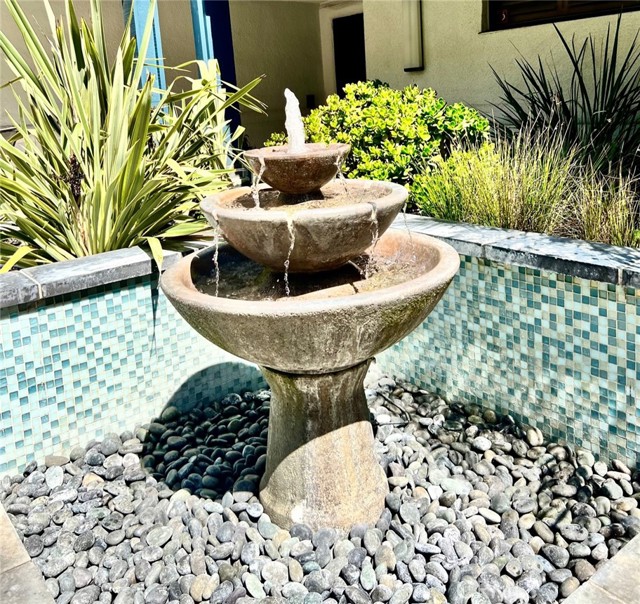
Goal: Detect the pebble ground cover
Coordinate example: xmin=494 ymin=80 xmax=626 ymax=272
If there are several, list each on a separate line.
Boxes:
xmin=1 ymin=376 xmax=638 ymax=604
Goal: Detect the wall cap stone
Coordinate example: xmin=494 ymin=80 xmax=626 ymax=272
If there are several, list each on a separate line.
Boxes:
xmin=394 ymin=215 xmax=640 ymax=287
xmin=1 ymin=218 xmax=638 ymax=310
xmin=0 ymin=247 xmax=183 ymax=310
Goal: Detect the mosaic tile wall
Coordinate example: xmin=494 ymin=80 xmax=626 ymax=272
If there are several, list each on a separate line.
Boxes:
xmin=378 ymin=256 xmax=639 ymax=466
xmin=0 ymin=275 xmax=265 ymax=474
xmin=2 ymin=255 xmax=638 ymax=474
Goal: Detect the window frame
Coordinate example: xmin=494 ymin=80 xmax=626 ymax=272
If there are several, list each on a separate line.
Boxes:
xmin=483 ymin=0 xmax=640 ymax=32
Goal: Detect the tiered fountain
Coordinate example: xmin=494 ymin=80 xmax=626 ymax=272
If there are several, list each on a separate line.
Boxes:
xmin=161 ymin=90 xmax=460 ymax=531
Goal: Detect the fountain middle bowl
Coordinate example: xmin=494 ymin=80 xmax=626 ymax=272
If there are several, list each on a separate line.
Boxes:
xmin=202 ymin=179 xmax=408 ymax=273
xmin=160 ymin=230 xmax=460 ymax=375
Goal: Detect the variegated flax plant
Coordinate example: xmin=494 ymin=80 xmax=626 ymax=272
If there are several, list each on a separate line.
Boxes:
xmin=0 ymin=0 xmax=264 ymax=271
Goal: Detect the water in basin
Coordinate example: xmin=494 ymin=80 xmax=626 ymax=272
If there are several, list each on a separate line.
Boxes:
xmin=194 ymin=245 xmax=423 ymax=301
xmin=221 ymin=181 xmax=389 ymax=211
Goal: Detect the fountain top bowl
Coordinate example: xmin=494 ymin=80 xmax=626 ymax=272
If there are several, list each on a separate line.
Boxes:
xmin=245 ymin=143 xmax=350 ymax=195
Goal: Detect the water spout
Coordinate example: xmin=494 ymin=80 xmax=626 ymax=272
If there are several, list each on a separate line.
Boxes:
xmin=284 ymin=88 xmax=306 ymax=154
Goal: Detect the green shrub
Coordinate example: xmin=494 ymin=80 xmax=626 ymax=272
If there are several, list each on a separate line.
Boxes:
xmin=265 ymin=81 xmax=489 ymax=194
xmin=412 ymin=130 xmax=640 ymax=247
xmin=0 ymin=0 xmax=263 ymax=271
xmin=492 ymin=15 xmax=640 ymax=176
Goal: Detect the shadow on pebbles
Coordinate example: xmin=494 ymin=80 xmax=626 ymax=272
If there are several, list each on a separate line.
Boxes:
xmin=1 ymin=375 xmax=639 ymax=604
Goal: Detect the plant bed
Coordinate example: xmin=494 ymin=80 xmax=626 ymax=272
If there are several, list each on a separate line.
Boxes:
xmin=411 ymin=133 xmax=640 ymax=249
xmin=1 ymin=375 xmax=638 ymax=604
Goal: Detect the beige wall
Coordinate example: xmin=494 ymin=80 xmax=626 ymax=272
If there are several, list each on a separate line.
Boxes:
xmin=0 ymin=1 xmax=124 ymax=131
xmin=157 ymin=0 xmax=198 ymax=88
xmin=229 ymin=0 xmax=324 ymax=146
xmin=363 ymin=0 xmax=640 ymax=115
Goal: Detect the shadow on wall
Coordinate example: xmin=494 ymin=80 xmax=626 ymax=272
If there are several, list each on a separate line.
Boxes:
xmin=162 ymin=361 xmax=266 ymax=413
xmin=141 ymin=362 xmax=270 ymax=499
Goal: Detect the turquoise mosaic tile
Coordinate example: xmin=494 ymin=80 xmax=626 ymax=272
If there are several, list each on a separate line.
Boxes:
xmin=1 ymin=254 xmax=638 ymax=472
xmin=378 ymin=256 xmax=639 ymax=466
xmin=0 ymin=275 xmax=265 ymax=474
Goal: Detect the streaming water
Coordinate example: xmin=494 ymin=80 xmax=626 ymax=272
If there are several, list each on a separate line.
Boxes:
xmin=334 ymin=154 xmax=349 ymax=198
xmin=347 ymin=260 xmax=366 ymax=278
xmin=401 ymin=200 xmax=415 ymax=260
xmin=283 ymin=215 xmax=296 ymax=296
xmin=251 ymin=154 xmax=266 ymax=208
xmin=365 ymin=202 xmax=380 ymax=279
xmin=212 ymin=221 xmax=221 ymax=297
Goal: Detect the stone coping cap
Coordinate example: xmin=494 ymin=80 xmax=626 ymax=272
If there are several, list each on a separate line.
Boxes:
xmin=0 ymin=502 xmax=55 ymax=603
xmin=394 ymin=215 xmax=640 ymax=288
xmin=0 ymin=247 xmax=183 ymax=310
xmin=563 ymin=533 xmax=640 ymax=604
xmin=1 ymin=218 xmax=638 ymax=309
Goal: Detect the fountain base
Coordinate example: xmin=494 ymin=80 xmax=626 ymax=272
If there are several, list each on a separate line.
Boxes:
xmin=259 ymin=361 xmax=388 ymax=531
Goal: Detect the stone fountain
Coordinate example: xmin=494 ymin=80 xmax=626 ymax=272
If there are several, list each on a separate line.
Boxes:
xmin=160 ymin=90 xmax=460 ymax=531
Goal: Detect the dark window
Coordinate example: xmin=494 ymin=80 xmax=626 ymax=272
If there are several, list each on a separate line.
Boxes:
xmin=487 ymin=1 xmax=640 ymax=30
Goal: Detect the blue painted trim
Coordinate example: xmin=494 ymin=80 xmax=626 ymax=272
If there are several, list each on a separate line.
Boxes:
xmin=123 ymin=0 xmax=166 ymax=90
xmin=191 ymin=0 xmax=214 ymax=62
xmin=203 ymin=0 xmax=240 ymax=140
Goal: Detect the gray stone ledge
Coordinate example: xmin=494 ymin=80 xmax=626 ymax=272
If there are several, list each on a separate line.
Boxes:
xmin=2 ymin=217 xmax=638 ymax=310
xmin=0 ymin=272 xmax=39 ymax=308
xmin=564 ymin=533 xmax=640 ymax=604
xmin=0 ymin=502 xmax=55 ymax=604
xmin=0 ymin=247 xmax=182 ymax=310
xmin=393 ymin=216 xmax=640 ymax=287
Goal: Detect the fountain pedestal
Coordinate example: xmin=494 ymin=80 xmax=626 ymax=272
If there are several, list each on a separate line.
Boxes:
xmin=259 ymin=361 xmax=388 ymax=530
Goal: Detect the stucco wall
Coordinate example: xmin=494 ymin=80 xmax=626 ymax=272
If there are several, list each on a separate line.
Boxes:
xmin=0 ymin=1 xmax=124 ymax=131
xmin=363 ymin=0 xmax=640 ymax=114
xmin=229 ymin=0 xmax=324 ymax=146
xmin=157 ymin=0 xmax=199 ymax=89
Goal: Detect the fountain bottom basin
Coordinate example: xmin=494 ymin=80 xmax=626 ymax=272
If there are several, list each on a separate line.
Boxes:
xmin=160 ymin=230 xmax=460 ymax=529
xmin=161 ymin=230 xmax=460 ymax=375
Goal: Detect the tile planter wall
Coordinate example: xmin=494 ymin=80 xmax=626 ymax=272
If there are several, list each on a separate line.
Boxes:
xmin=1 ymin=217 xmax=638 ymax=474
xmin=0 ymin=250 xmax=264 ymax=474
xmin=378 ymin=217 xmax=640 ymax=466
